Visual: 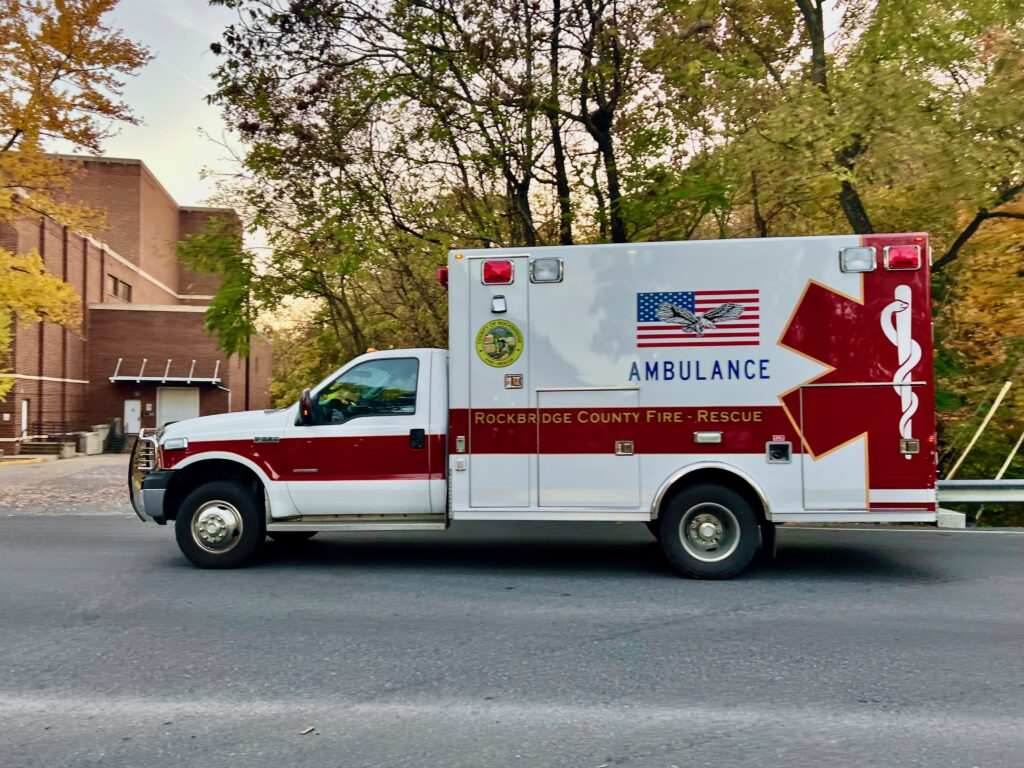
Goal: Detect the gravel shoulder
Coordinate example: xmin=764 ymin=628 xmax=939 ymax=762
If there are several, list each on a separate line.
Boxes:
xmin=0 ymin=454 xmax=133 ymax=516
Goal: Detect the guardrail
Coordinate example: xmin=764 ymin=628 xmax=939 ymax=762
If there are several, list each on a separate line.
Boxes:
xmin=936 ymin=480 xmax=1024 ymax=503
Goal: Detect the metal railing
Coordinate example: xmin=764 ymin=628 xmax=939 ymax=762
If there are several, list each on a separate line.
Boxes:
xmin=936 ymin=479 xmax=1024 ymax=504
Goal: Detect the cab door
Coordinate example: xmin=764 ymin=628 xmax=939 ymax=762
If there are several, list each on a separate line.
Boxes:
xmin=283 ymin=352 xmax=437 ymax=516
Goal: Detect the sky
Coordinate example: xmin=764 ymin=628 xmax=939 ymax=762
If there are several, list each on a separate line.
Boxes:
xmin=93 ymin=0 xmax=239 ymax=209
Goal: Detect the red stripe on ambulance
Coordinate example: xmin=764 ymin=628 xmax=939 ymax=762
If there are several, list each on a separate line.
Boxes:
xmin=451 ymin=407 xmax=799 ymax=455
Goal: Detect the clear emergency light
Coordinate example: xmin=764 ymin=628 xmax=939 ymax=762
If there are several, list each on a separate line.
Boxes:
xmin=530 ymin=257 xmax=563 ymax=283
xmin=482 ymin=260 xmax=514 ymax=284
xmin=884 ymin=245 xmax=922 ymax=271
xmin=839 ymin=246 xmax=876 ymax=273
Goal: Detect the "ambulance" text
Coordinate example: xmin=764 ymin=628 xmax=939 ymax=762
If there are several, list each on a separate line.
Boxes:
xmin=628 ymin=358 xmax=770 ymax=382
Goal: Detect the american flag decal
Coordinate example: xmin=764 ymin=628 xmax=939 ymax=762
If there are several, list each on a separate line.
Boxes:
xmin=636 ymin=290 xmax=761 ymax=347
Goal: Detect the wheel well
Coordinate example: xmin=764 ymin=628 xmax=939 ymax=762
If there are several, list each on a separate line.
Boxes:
xmin=653 ymin=468 xmax=769 ymax=524
xmin=163 ymin=460 xmax=265 ymax=521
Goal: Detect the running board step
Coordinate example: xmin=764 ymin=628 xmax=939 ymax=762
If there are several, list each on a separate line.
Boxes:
xmin=267 ymin=519 xmax=447 ymax=533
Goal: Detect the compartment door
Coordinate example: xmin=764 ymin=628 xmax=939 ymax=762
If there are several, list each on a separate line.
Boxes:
xmin=469 ymin=255 xmax=530 ymax=507
xmin=799 ymin=383 xmax=932 ymax=510
xmin=538 ymin=388 xmax=640 ymax=508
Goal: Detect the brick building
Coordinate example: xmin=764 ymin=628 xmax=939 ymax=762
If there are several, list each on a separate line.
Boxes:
xmin=0 ymin=156 xmax=271 ymax=454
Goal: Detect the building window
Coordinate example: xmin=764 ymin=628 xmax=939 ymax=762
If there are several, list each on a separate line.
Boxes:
xmin=107 ymin=274 xmax=132 ymax=303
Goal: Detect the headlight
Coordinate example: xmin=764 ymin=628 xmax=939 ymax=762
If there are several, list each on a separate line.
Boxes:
xmin=162 ymin=437 xmax=189 ymax=451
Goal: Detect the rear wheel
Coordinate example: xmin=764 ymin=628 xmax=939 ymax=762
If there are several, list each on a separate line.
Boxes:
xmin=174 ymin=481 xmax=265 ymax=568
xmin=657 ymin=483 xmax=760 ymax=579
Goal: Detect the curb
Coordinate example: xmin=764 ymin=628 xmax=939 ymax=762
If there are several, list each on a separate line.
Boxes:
xmin=937 ymin=508 xmax=967 ymax=529
xmin=0 ymin=457 xmax=46 ymax=467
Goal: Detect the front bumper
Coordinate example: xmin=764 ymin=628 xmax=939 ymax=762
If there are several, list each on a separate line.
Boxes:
xmin=133 ymin=471 xmax=174 ymax=525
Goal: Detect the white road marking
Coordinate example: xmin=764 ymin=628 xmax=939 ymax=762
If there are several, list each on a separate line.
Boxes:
xmin=793 ymin=526 xmax=1024 ymax=535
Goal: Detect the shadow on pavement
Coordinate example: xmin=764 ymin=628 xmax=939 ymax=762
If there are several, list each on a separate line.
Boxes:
xmin=234 ymin=529 xmax=942 ymax=583
xmin=758 ymin=542 xmax=940 ymax=582
xmin=256 ymin=536 xmax=671 ymax=578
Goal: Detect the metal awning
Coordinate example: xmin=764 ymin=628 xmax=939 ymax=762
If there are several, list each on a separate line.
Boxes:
xmin=109 ymin=357 xmax=222 ymax=384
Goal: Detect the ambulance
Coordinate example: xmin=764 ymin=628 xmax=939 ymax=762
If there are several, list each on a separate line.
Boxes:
xmin=129 ymin=234 xmax=936 ymax=578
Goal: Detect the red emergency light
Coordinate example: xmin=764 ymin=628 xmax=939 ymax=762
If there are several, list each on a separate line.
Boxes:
xmin=482 ymin=259 xmax=514 ymax=284
xmin=884 ymin=245 xmax=922 ymax=271
xmin=437 ymin=266 xmax=448 ymax=288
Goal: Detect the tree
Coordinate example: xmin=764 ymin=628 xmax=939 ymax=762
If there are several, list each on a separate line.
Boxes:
xmin=195 ymin=0 xmax=727 ymax=387
xmin=652 ymin=0 xmax=1024 ymax=253
xmin=0 ymin=242 xmax=81 ymax=399
xmin=203 ymin=0 xmax=1024 ymax=495
xmin=0 ymin=0 xmax=150 ymax=399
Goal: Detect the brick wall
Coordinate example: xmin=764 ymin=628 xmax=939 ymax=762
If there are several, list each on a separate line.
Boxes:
xmin=87 ymin=307 xmax=232 ymax=431
xmin=0 ymin=156 xmax=269 ymax=447
xmin=61 ymin=158 xmax=142 ymax=263
xmin=59 ymin=156 xmax=232 ymax=305
xmin=178 ymin=208 xmax=237 ymax=300
xmin=248 ymin=336 xmax=273 ymax=410
xmin=0 ymin=218 xmax=19 ymax=442
xmin=138 ymin=163 xmax=182 ymax=298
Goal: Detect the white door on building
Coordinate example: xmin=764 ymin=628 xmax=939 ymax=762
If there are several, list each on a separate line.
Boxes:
xmin=20 ymin=399 xmax=29 ymax=439
xmin=123 ymin=399 xmax=142 ymax=434
xmin=157 ymin=388 xmax=199 ymax=428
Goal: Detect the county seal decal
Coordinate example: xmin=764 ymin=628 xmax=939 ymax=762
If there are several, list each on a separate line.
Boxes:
xmin=476 ymin=319 xmax=524 ymax=367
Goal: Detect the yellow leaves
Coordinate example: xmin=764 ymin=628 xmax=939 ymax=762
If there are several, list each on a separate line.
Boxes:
xmin=938 ymin=193 xmax=1024 ymax=436
xmin=0 ymin=245 xmax=81 ymax=400
xmin=0 ymin=152 xmax=103 ymax=230
xmin=0 ymin=307 xmax=11 ymax=400
xmin=0 ymin=0 xmax=150 ymax=226
xmin=0 ymin=0 xmax=146 ymax=400
xmin=0 ymin=0 xmax=151 ymax=152
xmin=0 ymin=247 xmax=81 ymax=330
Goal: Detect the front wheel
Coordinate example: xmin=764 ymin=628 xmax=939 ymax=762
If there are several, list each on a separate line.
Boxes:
xmin=174 ymin=481 xmax=265 ymax=568
xmin=657 ymin=483 xmax=760 ymax=579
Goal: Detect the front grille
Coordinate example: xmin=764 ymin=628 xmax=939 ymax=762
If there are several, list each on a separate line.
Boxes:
xmin=134 ymin=429 xmax=159 ymax=473
xmin=135 ymin=442 xmax=157 ymax=472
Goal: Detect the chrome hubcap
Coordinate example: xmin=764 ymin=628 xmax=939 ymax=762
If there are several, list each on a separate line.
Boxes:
xmin=679 ymin=503 xmax=740 ymax=563
xmin=697 ymin=521 xmax=719 ymax=541
xmin=191 ymin=501 xmax=243 ymax=554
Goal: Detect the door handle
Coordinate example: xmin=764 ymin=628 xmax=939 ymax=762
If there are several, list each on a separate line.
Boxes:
xmin=409 ymin=428 xmax=426 ymax=449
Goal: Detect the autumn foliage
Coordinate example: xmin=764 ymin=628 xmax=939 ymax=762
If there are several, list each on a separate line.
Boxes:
xmin=199 ymin=0 xmax=1024 ymax=460
xmin=0 ymin=0 xmax=149 ymax=398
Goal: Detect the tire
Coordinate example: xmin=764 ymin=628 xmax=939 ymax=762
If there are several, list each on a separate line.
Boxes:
xmin=657 ymin=483 xmax=760 ymax=579
xmin=646 ymin=520 xmax=660 ymax=539
xmin=267 ymin=531 xmax=317 ymax=544
xmin=174 ymin=481 xmax=265 ymax=569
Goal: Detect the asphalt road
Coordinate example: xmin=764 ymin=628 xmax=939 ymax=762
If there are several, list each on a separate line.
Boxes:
xmin=1 ymin=517 xmax=1023 ymax=768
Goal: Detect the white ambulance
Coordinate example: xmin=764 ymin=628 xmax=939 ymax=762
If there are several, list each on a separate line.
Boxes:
xmin=130 ymin=233 xmax=936 ymax=578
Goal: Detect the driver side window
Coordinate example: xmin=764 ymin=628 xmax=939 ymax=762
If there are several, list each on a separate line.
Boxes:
xmin=314 ymin=358 xmax=419 ymax=424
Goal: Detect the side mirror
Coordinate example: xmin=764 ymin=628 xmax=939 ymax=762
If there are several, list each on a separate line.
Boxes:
xmin=298 ymin=388 xmax=315 ymax=426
